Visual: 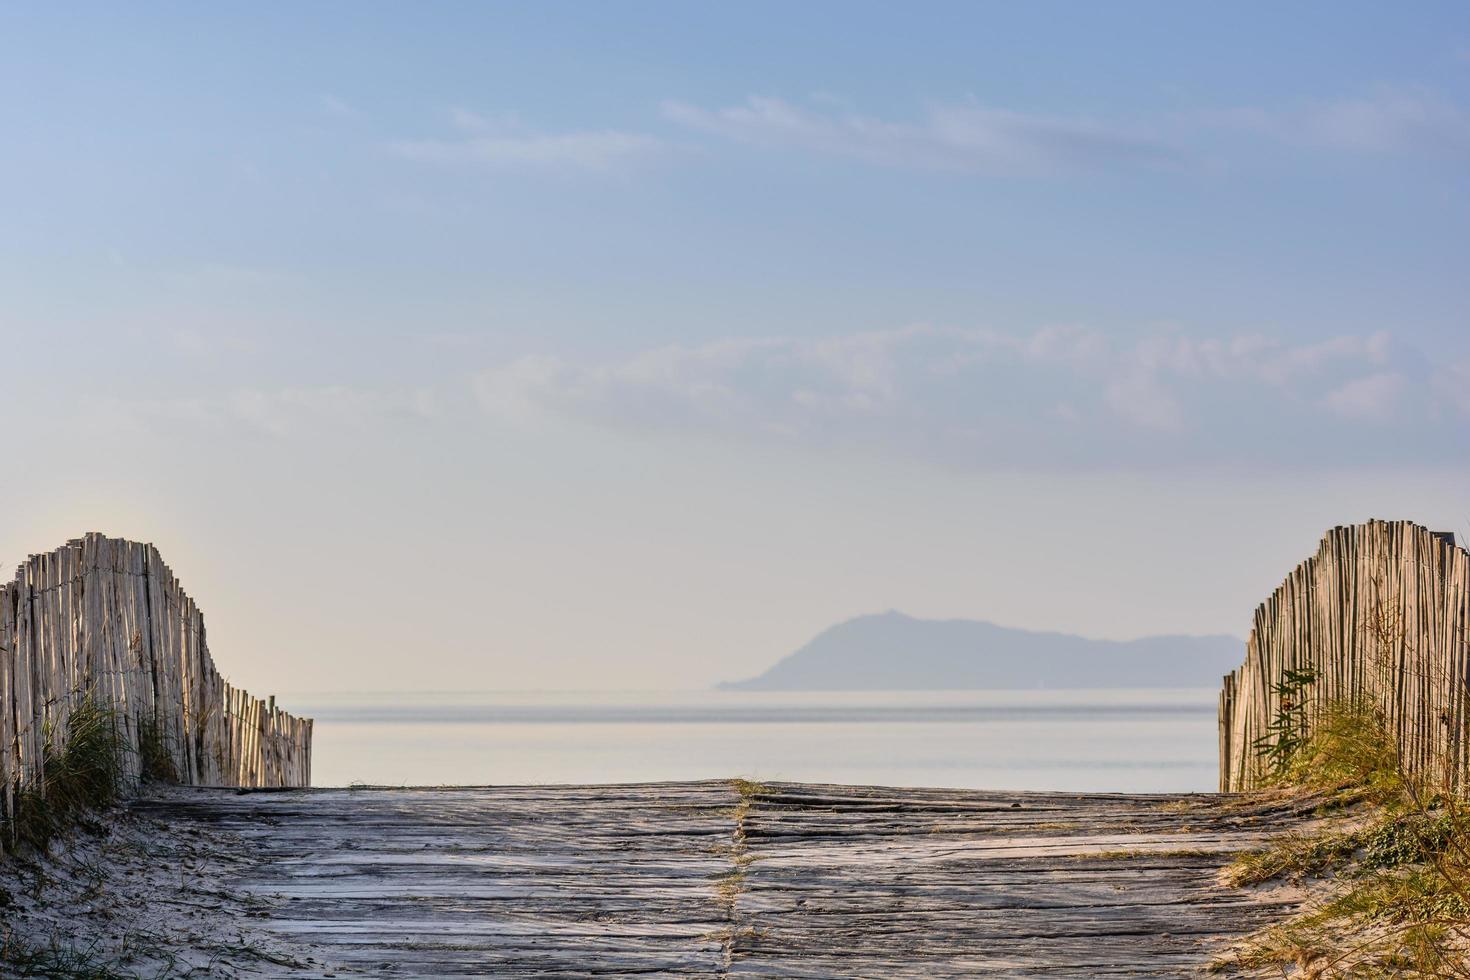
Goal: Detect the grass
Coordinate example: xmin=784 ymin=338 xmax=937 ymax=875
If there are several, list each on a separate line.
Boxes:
xmin=1268 ymin=698 xmax=1405 ymax=806
xmin=0 ymin=929 xmax=233 ymax=979
xmin=730 ymin=778 xmax=769 ymax=807
xmin=1217 ymin=870 xmax=1470 ymax=978
xmin=712 ymin=867 xmax=746 ymax=904
xmin=3 ymin=697 xmax=127 ymax=853
xmin=708 ymin=778 xmax=770 ymax=960
xmin=1071 ymin=847 xmax=1220 ymax=861
xmin=1 ymin=699 xmax=301 ymax=978
xmin=136 ymin=716 xmax=179 ymax=786
xmin=1224 ymin=826 xmax=1363 ymax=886
xmin=728 ymin=778 xmax=769 ymax=831
xmin=0 ymin=935 xmax=136 ymax=979
xmin=1214 ymin=699 xmax=1470 ymax=977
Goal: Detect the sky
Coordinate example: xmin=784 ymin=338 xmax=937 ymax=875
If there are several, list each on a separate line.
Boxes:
xmin=2 ymin=3 xmax=1469 ymax=693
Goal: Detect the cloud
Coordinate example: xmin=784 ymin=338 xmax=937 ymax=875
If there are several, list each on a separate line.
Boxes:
xmin=166 ymin=327 xmax=259 ymax=358
xmin=661 ymin=96 xmax=1178 ymax=173
xmin=1433 ymin=362 xmax=1470 ymax=417
xmin=226 ymin=386 xmax=444 ymax=435
xmin=319 ymin=94 xmax=363 ymax=119
xmin=1303 ymin=88 xmax=1470 ymax=155
xmin=392 ymin=112 xmax=663 ymax=171
xmin=473 ymin=326 xmax=1470 ymax=470
xmin=1104 ymin=368 xmax=1185 ymax=432
xmin=93 ymin=384 xmax=445 ymax=438
xmin=447 ymin=107 xmax=492 ymax=132
xmin=1221 ymin=86 xmax=1470 ymax=157
xmin=1321 ymin=372 xmax=1404 ymax=420
xmin=389 ymin=87 xmax=1470 ymax=178
xmin=75 ymin=325 xmax=1470 ymax=471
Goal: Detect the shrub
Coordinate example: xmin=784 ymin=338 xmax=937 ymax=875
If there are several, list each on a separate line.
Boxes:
xmin=1272 ymin=698 xmax=1402 ymax=804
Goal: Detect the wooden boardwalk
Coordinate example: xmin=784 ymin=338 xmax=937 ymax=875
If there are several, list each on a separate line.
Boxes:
xmin=117 ymin=781 xmax=1308 ymax=978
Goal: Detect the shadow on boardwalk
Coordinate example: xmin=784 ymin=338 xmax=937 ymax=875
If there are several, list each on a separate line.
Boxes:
xmin=5 ymin=781 xmax=1312 ymax=978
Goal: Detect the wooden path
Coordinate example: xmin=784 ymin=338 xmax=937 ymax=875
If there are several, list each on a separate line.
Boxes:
xmin=125 ymin=782 xmax=1308 ymax=978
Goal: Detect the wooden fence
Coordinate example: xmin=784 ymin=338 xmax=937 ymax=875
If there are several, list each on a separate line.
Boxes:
xmin=1220 ymin=520 xmax=1470 ymax=792
xmin=1 ymin=533 xmax=311 ymax=830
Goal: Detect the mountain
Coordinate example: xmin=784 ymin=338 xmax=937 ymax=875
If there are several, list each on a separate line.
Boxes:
xmin=719 ymin=611 xmax=1244 ymax=690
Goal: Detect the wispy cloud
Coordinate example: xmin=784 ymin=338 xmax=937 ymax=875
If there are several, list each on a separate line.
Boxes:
xmin=387 ymin=86 xmax=1470 ymax=178
xmin=447 ymin=107 xmax=493 ymax=132
xmin=473 ymin=326 xmax=1469 ymax=470
xmin=1220 ymin=86 xmax=1470 ymax=157
xmin=318 ymin=93 xmax=364 ymax=119
xmin=93 ymin=384 xmax=446 ymax=438
xmin=77 ymin=325 xmax=1470 ymax=470
xmin=661 ymin=96 xmax=1179 ymax=173
xmin=1320 ymin=372 xmax=1404 ymax=420
xmin=392 ymin=112 xmax=664 ymax=171
xmin=165 ymin=327 xmax=259 ymax=358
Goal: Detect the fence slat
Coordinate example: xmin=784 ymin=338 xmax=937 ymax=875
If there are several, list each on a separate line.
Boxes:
xmin=1221 ymin=520 xmax=1470 ymax=792
xmin=0 ymin=534 xmax=311 ymax=849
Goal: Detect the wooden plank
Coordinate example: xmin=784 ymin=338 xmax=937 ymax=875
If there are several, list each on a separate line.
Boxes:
xmin=39 ymin=781 xmax=1308 ymax=978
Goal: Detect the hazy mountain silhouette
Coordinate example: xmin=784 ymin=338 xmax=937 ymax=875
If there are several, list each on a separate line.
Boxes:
xmin=720 ymin=611 xmax=1243 ymax=690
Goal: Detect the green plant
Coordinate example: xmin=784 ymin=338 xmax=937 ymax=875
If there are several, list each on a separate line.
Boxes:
xmin=1224 ymin=827 xmax=1361 ymax=886
xmin=136 ymin=716 xmax=178 ymax=785
xmin=1219 ymin=695 xmax=1470 ymax=977
xmin=1273 ymin=698 xmax=1402 ymax=804
xmin=2 ymin=697 xmax=126 ymax=852
xmin=1252 ymin=664 xmax=1320 ymax=774
xmin=1360 ymin=812 xmax=1462 ymax=871
xmin=0 ymin=934 xmax=136 ymax=979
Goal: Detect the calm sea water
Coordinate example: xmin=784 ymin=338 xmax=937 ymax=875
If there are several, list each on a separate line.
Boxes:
xmin=282 ymin=689 xmax=1219 ymax=793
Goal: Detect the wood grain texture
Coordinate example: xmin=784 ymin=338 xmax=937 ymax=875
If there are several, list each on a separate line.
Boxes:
xmin=1220 ymin=520 xmax=1470 ymax=791
xmin=0 ymin=534 xmax=311 ymax=846
xmin=123 ymin=782 xmax=1307 ymax=978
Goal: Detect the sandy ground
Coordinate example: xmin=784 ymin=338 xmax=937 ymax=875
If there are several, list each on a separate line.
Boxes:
xmin=0 ymin=799 xmax=335 ymax=978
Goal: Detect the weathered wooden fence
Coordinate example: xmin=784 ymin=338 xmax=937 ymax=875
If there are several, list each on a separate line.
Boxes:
xmin=1 ymin=534 xmax=311 ymax=830
xmin=1220 ymin=520 xmax=1470 ymax=792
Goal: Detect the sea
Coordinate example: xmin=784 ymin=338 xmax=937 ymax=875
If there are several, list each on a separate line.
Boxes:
xmin=283 ymin=688 xmax=1219 ymax=793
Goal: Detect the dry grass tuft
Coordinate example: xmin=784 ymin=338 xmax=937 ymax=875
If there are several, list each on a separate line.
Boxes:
xmin=3 ymin=697 xmax=126 ymax=854
xmin=137 ymin=715 xmax=179 ymax=785
xmin=1215 ymin=699 xmax=1470 ymax=977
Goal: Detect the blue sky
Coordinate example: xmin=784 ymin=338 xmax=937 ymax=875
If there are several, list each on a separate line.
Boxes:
xmin=3 ymin=4 xmax=1469 ymax=690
